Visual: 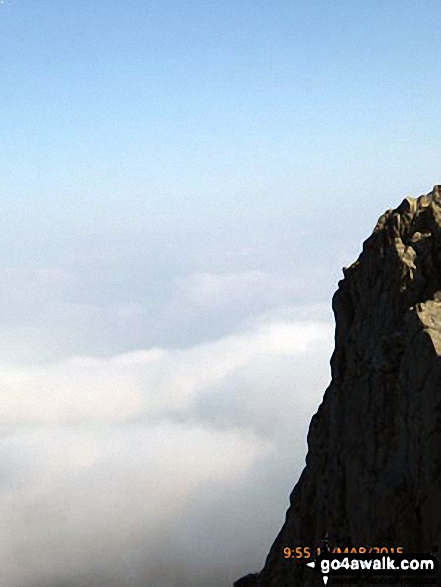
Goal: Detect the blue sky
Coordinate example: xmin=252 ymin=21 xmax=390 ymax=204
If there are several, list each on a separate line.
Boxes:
xmin=2 ymin=0 xmax=441 ymax=218
xmin=0 ymin=2 xmax=441 ymax=586
xmin=1 ymin=0 xmax=440 ymax=359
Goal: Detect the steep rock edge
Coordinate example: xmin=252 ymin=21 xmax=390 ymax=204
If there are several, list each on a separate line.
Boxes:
xmin=235 ymin=186 xmax=441 ymax=586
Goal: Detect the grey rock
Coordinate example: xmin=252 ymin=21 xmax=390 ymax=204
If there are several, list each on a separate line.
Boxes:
xmin=235 ymin=186 xmax=441 ymax=586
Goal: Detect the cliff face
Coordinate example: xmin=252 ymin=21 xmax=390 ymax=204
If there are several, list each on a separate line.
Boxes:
xmin=236 ymin=186 xmax=441 ymax=586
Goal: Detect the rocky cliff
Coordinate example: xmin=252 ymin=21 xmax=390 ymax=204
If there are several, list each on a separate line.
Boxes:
xmin=235 ymin=186 xmax=441 ymax=586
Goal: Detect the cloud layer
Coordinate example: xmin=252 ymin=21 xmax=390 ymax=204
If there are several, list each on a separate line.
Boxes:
xmin=0 ymin=267 xmax=335 ymax=364
xmin=0 ymin=306 xmax=334 ymax=587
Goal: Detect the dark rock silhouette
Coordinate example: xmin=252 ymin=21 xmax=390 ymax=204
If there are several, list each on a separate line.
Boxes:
xmin=235 ymin=187 xmax=441 ymax=586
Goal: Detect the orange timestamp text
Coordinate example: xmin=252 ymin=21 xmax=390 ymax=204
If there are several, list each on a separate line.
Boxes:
xmin=283 ymin=545 xmax=405 ymax=559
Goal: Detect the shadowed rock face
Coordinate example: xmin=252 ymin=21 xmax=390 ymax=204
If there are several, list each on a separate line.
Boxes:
xmin=235 ymin=186 xmax=441 ymax=586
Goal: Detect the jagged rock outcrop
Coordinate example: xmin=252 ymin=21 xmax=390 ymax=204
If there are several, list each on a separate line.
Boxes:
xmin=236 ymin=186 xmax=441 ymax=586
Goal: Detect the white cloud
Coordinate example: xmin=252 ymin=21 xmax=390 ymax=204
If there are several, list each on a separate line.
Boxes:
xmin=172 ymin=270 xmax=270 ymax=308
xmin=0 ymin=306 xmax=334 ymax=586
xmin=0 ymin=267 xmax=335 ymax=364
xmin=169 ymin=270 xmax=315 ymax=312
xmin=0 ymin=423 xmax=265 ymax=587
xmin=0 ymin=314 xmax=332 ymax=425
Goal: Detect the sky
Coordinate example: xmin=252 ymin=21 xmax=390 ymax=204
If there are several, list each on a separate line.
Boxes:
xmin=0 ymin=1 xmax=441 ymax=586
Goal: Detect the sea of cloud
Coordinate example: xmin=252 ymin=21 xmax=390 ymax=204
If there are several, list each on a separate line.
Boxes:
xmin=0 ymin=296 xmax=334 ymax=586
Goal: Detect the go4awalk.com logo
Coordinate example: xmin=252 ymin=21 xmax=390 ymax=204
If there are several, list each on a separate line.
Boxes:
xmin=306 ymin=552 xmax=438 ymax=585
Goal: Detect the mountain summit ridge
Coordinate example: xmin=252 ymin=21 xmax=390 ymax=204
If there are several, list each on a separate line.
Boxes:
xmin=235 ymin=186 xmax=441 ymax=586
